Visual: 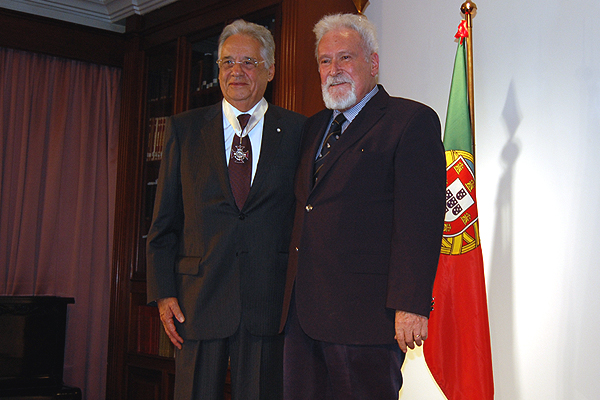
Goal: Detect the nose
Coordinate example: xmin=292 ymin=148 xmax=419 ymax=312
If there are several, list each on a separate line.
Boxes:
xmin=328 ymin=59 xmax=341 ymax=75
xmin=231 ymin=62 xmax=245 ymax=75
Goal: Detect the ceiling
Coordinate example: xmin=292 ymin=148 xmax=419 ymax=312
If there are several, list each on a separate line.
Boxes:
xmin=0 ymin=0 xmax=178 ymax=32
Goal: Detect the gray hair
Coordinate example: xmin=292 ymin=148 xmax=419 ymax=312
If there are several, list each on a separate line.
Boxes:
xmin=313 ymin=13 xmax=379 ymax=60
xmin=218 ymin=19 xmax=276 ymax=68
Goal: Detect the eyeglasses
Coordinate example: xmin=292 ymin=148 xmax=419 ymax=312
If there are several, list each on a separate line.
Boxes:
xmin=216 ymin=57 xmax=266 ymax=71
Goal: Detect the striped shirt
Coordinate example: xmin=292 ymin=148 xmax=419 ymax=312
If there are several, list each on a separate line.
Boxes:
xmin=316 ymin=85 xmax=379 ymax=159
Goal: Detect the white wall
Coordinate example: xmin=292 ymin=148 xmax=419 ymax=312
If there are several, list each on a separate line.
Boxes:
xmin=365 ymin=1 xmax=600 ymax=399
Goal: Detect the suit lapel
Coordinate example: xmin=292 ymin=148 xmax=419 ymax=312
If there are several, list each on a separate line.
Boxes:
xmin=198 ymin=104 xmax=239 ymax=209
xmin=245 ymin=106 xmax=283 ymax=207
xmin=303 ymin=111 xmax=331 ymax=192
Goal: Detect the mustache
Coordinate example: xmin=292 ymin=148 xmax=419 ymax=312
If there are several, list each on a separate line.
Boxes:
xmin=324 ymin=75 xmax=354 ymax=89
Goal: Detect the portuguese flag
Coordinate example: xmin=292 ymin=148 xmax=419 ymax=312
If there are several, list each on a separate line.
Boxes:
xmin=423 ymin=22 xmax=494 ymax=400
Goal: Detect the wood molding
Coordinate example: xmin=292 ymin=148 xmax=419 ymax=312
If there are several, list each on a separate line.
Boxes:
xmin=0 ymin=8 xmax=124 ymax=67
xmin=106 ymin=37 xmax=146 ymax=399
xmin=128 ymin=0 xmax=280 ymax=50
xmin=276 ymin=0 xmax=299 ymax=111
xmin=279 ymin=0 xmax=357 ymax=116
xmin=173 ymin=36 xmax=192 ymax=115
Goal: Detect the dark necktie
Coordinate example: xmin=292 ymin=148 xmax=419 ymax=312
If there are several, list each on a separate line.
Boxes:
xmin=229 ymin=114 xmax=252 ymax=209
xmin=314 ymin=113 xmax=346 ymax=182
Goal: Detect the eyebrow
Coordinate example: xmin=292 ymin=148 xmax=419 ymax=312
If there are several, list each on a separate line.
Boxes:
xmin=319 ymin=50 xmax=355 ymax=59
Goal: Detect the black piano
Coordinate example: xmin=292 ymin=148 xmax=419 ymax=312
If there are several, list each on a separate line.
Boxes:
xmin=0 ymin=296 xmax=81 ymax=399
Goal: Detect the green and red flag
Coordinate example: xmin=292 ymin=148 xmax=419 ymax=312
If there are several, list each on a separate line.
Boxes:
xmin=423 ymin=20 xmax=494 ymax=400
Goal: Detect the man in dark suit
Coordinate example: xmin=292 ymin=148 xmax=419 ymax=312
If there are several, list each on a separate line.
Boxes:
xmin=146 ymin=19 xmax=305 ymax=400
xmin=281 ymin=13 xmax=446 ymax=399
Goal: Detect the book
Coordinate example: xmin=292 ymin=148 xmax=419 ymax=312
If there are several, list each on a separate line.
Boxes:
xmin=158 ymin=327 xmax=176 ymax=358
xmin=146 ymin=116 xmax=167 ymax=161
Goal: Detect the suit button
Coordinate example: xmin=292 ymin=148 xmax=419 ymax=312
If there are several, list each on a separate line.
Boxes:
xmin=305 ymin=205 xmax=313 ymax=212
xmin=239 ymin=213 xmax=246 ymax=220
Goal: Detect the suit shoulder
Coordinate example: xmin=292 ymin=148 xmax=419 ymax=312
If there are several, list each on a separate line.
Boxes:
xmin=305 ymin=108 xmax=331 ymax=127
xmin=309 ymin=108 xmax=332 ymax=119
xmin=269 ymin=104 xmax=307 ymax=125
xmin=387 ymin=96 xmax=438 ymax=118
xmin=171 ymin=103 xmax=220 ymax=123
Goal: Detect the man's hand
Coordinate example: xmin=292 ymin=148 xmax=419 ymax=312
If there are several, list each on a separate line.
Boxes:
xmin=157 ymin=297 xmax=185 ymax=349
xmin=394 ymin=310 xmax=428 ymax=353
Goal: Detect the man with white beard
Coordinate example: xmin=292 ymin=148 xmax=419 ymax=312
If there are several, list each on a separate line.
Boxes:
xmin=279 ymin=13 xmax=447 ymax=399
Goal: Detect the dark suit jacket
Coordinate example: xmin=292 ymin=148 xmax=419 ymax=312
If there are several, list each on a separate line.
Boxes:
xmin=147 ymin=101 xmax=306 ymax=340
xmin=281 ymin=86 xmax=446 ymax=345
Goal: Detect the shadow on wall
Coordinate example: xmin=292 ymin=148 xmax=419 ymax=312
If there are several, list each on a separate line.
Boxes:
xmin=488 ymin=79 xmax=521 ymax=400
xmin=562 ymin=64 xmax=600 ymax=399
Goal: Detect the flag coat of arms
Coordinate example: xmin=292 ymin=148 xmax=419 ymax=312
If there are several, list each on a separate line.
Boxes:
xmin=423 ymin=21 xmax=494 ymax=400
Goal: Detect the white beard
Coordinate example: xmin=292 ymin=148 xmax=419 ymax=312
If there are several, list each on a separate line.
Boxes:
xmin=321 ymin=75 xmax=357 ymax=110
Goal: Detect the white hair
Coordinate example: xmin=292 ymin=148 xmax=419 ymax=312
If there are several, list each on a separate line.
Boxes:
xmin=218 ymin=19 xmax=276 ymax=68
xmin=313 ymin=13 xmax=379 ymax=60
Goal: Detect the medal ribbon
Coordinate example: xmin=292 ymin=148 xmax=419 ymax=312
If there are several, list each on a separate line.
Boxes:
xmin=223 ymin=98 xmax=269 ymax=138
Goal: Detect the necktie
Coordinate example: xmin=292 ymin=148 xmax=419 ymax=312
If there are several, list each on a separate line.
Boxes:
xmin=314 ymin=113 xmax=346 ymax=182
xmin=229 ymin=114 xmax=252 ymax=209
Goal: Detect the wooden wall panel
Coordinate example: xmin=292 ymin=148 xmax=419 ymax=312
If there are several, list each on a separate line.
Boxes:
xmin=278 ymin=0 xmax=356 ymax=116
xmin=0 ymin=8 xmax=124 ymax=67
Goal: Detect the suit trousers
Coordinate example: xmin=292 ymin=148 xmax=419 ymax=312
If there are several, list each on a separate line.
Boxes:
xmin=175 ymin=322 xmax=284 ymax=400
xmin=283 ymin=298 xmax=404 ymax=400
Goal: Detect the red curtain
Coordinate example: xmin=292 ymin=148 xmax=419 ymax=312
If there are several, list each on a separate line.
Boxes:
xmin=0 ymin=47 xmax=120 ymax=400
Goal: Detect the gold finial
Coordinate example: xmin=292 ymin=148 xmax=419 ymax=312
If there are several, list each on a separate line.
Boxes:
xmin=353 ymin=0 xmax=370 ymax=14
xmin=461 ymin=1 xmax=477 ymax=16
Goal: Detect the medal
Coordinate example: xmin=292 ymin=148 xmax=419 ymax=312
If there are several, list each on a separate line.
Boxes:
xmin=223 ymin=98 xmax=269 ymax=166
xmin=231 ymin=143 xmax=249 ymax=163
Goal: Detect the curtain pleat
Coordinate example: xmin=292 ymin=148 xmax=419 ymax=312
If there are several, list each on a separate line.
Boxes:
xmin=0 ymin=46 xmax=121 ymax=400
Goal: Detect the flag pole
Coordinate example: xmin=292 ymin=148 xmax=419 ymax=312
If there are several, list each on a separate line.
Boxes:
xmin=460 ymin=1 xmax=477 ymax=156
xmin=352 ymin=0 xmax=369 ymax=14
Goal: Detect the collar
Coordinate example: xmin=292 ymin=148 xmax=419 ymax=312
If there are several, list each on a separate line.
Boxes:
xmin=222 ymin=98 xmax=269 ymax=136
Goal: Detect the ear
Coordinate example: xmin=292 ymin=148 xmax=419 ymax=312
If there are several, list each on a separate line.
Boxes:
xmin=267 ymin=64 xmax=275 ymax=82
xmin=371 ymin=52 xmax=380 ymax=77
